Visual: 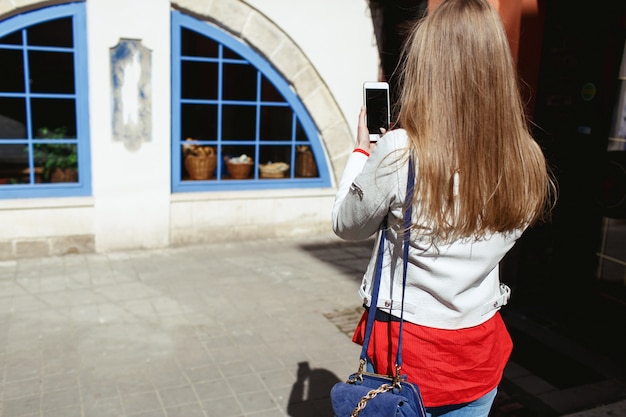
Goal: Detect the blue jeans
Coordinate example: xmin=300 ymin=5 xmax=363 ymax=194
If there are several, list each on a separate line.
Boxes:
xmin=425 ymin=388 xmax=498 ymax=417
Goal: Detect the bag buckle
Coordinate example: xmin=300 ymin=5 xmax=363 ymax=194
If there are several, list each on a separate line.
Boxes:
xmin=390 ymin=364 xmax=403 ymax=393
xmin=347 ymin=359 xmax=367 ymax=384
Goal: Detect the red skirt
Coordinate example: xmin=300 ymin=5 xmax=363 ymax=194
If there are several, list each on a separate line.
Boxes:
xmin=352 ymin=311 xmax=513 ymax=407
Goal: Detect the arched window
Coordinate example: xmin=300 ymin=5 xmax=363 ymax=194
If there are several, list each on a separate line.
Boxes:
xmin=171 ymin=11 xmax=330 ymax=192
xmin=0 ymin=3 xmax=91 ymax=199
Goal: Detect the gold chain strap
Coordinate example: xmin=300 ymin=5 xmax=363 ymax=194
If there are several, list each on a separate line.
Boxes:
xmin=350 ymin=383 xmax=393 ymax=417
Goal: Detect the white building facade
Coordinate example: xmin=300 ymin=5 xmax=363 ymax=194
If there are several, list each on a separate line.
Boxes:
xmin=0 ymin=0 xmax=379 ymax=258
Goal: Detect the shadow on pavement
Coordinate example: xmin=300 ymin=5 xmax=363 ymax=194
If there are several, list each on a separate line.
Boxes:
xmin=298 ymin=238 xmax=375 ymax=282
xmin=287 ymin=361 xmax=341 ymax=417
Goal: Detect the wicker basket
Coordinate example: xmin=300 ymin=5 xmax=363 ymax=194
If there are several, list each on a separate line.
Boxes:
xmin=296 ymin=146 xmax=318 ymax=177
xmin=50 ymin=168 xmax=78 ymax=183
xmin=259 ymin=162 xmax=289 ymax=178
xmin=184 ymin=147 xmax=217 ymax=180
xmin=225 ymin=158 xmax=254 ymax=179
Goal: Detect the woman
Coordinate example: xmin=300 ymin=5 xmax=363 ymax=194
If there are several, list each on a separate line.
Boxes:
xmin=332 ymin=0 xmax=555 ymax=415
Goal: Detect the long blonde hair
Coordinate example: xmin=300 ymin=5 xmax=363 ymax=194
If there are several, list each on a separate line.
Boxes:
xmin=397 ymin=0 xmax=555 ymax=242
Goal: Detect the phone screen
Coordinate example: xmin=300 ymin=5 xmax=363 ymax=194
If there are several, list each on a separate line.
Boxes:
xmin=365 ymin=88 xmax=390 ymax=134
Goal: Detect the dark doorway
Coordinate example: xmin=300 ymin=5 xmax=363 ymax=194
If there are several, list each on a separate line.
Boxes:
xmin=367 ymin=0 xmax=427 ymax=122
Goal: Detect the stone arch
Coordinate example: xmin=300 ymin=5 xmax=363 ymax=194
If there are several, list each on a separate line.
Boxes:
xmin=171 ymin=0 xmax=352 ymax=185
xmin=0 ymin=0 xmax=77 ymax=21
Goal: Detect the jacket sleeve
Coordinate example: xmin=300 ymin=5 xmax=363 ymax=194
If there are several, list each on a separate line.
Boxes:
xmin=332 ymin=135 xmax=404 ymax=241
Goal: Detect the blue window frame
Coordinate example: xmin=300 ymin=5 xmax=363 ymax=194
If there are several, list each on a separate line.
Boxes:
xmin=0 ymin=3 xmax=91 ymax=199
xmin=171 ymin=11 xmax=330 ymax=192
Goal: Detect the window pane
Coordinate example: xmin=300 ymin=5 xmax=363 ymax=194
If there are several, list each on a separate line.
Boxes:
xmin=35 ymin=126 xmax=71 ymax=139
xmin=259 ymin=145 xmax=291 ymax=164
xmin=295 ymin=145 xmax=319 ymax=178
xmin=29 ymin=51 xmax=75 ymax=93
xmin=223 ymin=145 xmax=255 ymax=179
xmin=0 ymin=98 xmax=27 ymax=139
xmin=0 ymin=143 xmax=29 ymax=184
xmin=223 ymin=45 xmax=242 ymax=60
xmin=181 ymin=103 xmax=218 ymax=140
xmin=223 ymin=63 xmax=257 ymax=101
xmin=181 ymin=61 xmax=218 ymax=99
xmin=0 ymin=30 xmax=22 ymax=45
xmin=295 ymin=118 xmax=307 ymax=141
xmin=260 ymin=106 xmax=292 ymax=141
xmin=222 ymin=105 xmax=256 ymax=140
xmin=182 ymin=143 xmax=217 ymax=181
xmin=259 ymin=145 xmax=291 ymax=178
xmin=31 ymin=98 xmax=76 ymax=139
xmin=33 ymin=143 xmax=77 ymax=182
xmin=181 ymin=28 xmax=218 ymax=57
xmin=27 ymin=17 xmax=73 ymax=47
xmin=261 ymin=76 xmax=285 ymax=102
xmin=0 ymin=49 xmax=25 ymax=92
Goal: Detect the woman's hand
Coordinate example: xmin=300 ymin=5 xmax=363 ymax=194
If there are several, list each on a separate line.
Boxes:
xmin=356 ymin=106 xmax=380 ymax=153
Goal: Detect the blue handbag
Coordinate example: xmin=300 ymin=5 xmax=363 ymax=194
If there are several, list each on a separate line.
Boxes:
xmin=330 ymin=160 xmax=427 ymax=417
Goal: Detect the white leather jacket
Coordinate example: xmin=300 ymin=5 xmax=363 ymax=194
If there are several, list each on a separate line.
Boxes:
xmin=332 ymin=129 xmax=519 ymax=330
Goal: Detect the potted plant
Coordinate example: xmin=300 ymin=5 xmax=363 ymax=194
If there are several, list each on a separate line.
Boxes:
xmin=33 ymin=127 xmax=78 ymax=183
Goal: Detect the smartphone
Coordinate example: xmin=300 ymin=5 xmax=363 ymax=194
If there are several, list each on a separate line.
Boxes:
xmin=363 ymin=81 xmax=390 ymax=142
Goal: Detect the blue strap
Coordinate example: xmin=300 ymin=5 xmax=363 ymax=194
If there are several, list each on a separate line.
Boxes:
xmin=358 ymin=218 xmax=387 ymax=363
xmin=397 ymin=158 xmax=415 ymax=368
xmin=359 ymin=157 xmax=415 ymax=371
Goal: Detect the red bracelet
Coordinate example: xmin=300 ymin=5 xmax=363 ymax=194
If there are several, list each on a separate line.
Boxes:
xmin=353 ymin=148 xmax=370 ymax=157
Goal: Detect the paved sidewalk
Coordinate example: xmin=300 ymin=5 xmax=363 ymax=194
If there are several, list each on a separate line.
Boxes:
xmin=0 ymin=233 xmax=370 ymax=417
xmin=0 ymin=233 xmax=624 ymax=417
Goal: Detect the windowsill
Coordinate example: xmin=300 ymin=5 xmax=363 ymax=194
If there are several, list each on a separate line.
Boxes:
xmin=170 ymin=187 xmax=336 ymax=202
xmin=0 ymin=196 xmax=95 ymax=210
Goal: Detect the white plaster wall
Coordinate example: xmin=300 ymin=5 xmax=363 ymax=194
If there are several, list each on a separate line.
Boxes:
xmin=0 ymin=197 xmax=93 ymax=239
xmin=170 ymin=189 xmax=336 ymax=244
xmin=86 ymin=0 xmax=171 ymax=252
xmin=243 ymin=0 xmax=380 ymax=137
